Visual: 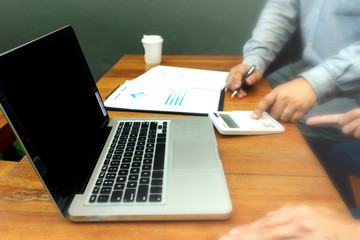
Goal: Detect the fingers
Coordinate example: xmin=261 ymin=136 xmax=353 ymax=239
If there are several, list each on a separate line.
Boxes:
xmin=218 ymin=206 xmax=315 ymax=240
xmin=219 ymin=204 xmax=357 ymax=240
xmin=342 ymin=117 xmax=360 ymax=139
xmin=338 ymin=108 xmax=360 ymax=126
xmin=252 ymin=91 xmax=277 ymax=119
xmin=226 ymin=64 xmax=263 ymax=99
xmin=272 ymin=104 xmax=307 ymax=123
xmin=252 ymin=90 xmax=301 ymax=121
xmin=305 ymin=109 xmax=360 ymax=139
xmin=253 ymin=78 xmax=317 ymax=122
xmin=226 ymin=64 xmax=246 ymax=91
xmin=245 ymin=70 xmax=262 ymax=87
xmin=306 ymin=114 xmax=342 ymax=126
xmin=235 ymin=88 xmax=247 ymax=99
xmin=246 ymin=74 xmax=259 ymax=86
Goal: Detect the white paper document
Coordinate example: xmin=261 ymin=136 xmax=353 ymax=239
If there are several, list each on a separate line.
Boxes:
xmin=104 ymin=66 xmax=228 ymax=115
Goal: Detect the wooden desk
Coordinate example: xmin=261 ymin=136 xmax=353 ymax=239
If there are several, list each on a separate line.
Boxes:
xmin=0 ymin=55 xmax=348 ymax=240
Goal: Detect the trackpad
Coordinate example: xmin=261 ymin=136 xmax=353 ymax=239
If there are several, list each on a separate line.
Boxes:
xmin=173 ymin=140 xmax=219 ymax=169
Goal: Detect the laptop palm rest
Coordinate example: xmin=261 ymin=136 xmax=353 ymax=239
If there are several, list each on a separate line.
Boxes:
xmin=173 ymin=140 xmax=219 ymax=169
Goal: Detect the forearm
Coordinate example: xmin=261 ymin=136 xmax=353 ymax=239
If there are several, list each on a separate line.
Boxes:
xmin=300 ymin=42 xmax=360 ymax=103
xmin=243 ymin=0 xmax=299 ymax=74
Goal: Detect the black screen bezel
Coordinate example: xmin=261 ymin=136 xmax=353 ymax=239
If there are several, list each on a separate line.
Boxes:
xmin=0 ymin=26 xmax=110 ymax=216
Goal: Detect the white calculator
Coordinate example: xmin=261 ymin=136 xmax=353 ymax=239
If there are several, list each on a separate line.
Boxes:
xmin=208 ymin=111 xmax=285 ymax=135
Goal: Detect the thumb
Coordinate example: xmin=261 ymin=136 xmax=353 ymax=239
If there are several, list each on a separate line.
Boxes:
xmin=246 ymin=69 xmax=263 ymax=86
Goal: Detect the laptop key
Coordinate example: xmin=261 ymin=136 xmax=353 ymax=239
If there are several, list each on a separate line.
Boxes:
xmin=157 ymin=133 xmax=166 ymax=138
xmin=101 ymin=187 xmax=111 ymax=194
xmin=152 ymin=171 xmax=163 ymax=179
xmin=136 ymin=185 xmax=149 ymax=202
xmin=89 ymin=195 xmax=97 ymax=203
xmin=129 ymin=175 xmax=139 ymax=181
xmin=103 ymin=180 xmax=114 ymax=186
xmin=98 ymin=172 xmax=105 ymax=178
xmin=154 ymin=144 xmax=165 ymax=170
xmin=110 ymin=191 xmax=123 ymax=202
xmin=116 ymin=176 xmax=126 ymax=182
xmin=151 ymin=179 xmax=163 ymax=186
xmin=114 ymin=183 xmax=125 ymax=190
xmin=127 ymin=182 xmax=137 ymax=188
xmin=97 ymin=195 xmax=109 ymax=203
xmin=118 ymin=170 xmax=128 ymax=175
xmin=150 ymin=187 xmax=162 ymax=194
xmin=140 ymin=178 xmax=150 ymax=184
xmin=149 ymin=195 xmax=162 ymax=202
xmin=93 ymin=187 xmax=100 ymax=194
xmin=123 ymin=189 xmax=135 ymax=202
xmin=141 ymin=171 xmax=150 ymax=177
xmin=150 ymin=122 xmax=157 ymax=129
xmin=108 ymin=167 xmax=118 ymax=172
xmin=106 ymin=173 xmax=116 ymax=179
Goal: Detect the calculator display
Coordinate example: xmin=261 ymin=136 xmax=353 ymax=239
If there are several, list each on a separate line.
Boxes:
xmin=219 ymin=113 xmax=239 ymax=128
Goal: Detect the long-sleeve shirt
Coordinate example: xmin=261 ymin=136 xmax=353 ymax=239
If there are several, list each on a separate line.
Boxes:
xmin=242 ymin=0 xmax=360 ymax=103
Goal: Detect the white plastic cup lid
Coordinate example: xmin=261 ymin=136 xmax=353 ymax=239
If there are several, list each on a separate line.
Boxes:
xmin=141 ymin=35 xmax=163 ymax=44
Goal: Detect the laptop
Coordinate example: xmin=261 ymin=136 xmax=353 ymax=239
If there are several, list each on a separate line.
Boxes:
xmin=0 ymin=26 xmax=232 ymax=221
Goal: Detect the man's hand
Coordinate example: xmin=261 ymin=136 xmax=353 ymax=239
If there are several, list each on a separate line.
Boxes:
xmin=226 ymin=64 xmax=263 ymax=99
xmin=219 ymin=205 xmax=360 ymax=240
xmin=306 ymin=108 xmax=360 ymax=139
xmin=252 ymin=77 xmax=317 ymax=123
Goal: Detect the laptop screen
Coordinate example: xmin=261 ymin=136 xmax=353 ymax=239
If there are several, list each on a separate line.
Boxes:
xmin=0 ymin=26 xmax=110 ymax=215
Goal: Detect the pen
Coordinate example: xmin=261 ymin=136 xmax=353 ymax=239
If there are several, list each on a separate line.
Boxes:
xmin=231 ymin=65 xmax=256 ymax=98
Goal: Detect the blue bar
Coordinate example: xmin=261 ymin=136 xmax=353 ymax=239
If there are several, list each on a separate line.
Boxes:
xmin=164 ymin=90 xmax=174 ymax=105
xmin=169 ymin=92 xmax=178 ymax=105
xmin=174 ymin=91 xmax=181 ymax=106
xmin=179 ymin=91 xmax=187 ymax=106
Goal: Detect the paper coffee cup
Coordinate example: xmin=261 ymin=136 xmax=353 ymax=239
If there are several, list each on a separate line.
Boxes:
xmin=141 ymin=35 xmax=163 ymax=65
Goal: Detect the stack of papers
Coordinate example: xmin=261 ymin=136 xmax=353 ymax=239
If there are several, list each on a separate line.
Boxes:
xmin=104 ymin=65 xmax=228 ymax=115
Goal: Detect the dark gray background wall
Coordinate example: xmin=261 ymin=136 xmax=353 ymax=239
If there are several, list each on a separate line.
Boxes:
xmin=0 ymin=0 xmax=266 ymax=81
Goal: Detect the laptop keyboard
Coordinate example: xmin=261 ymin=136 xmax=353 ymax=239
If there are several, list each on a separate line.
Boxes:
xmin=89 ymin=120 xmax=168 ymax=204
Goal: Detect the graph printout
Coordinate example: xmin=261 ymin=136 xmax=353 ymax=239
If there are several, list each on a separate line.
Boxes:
xmin=104 ymin=66 xmax=228 ymax=115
